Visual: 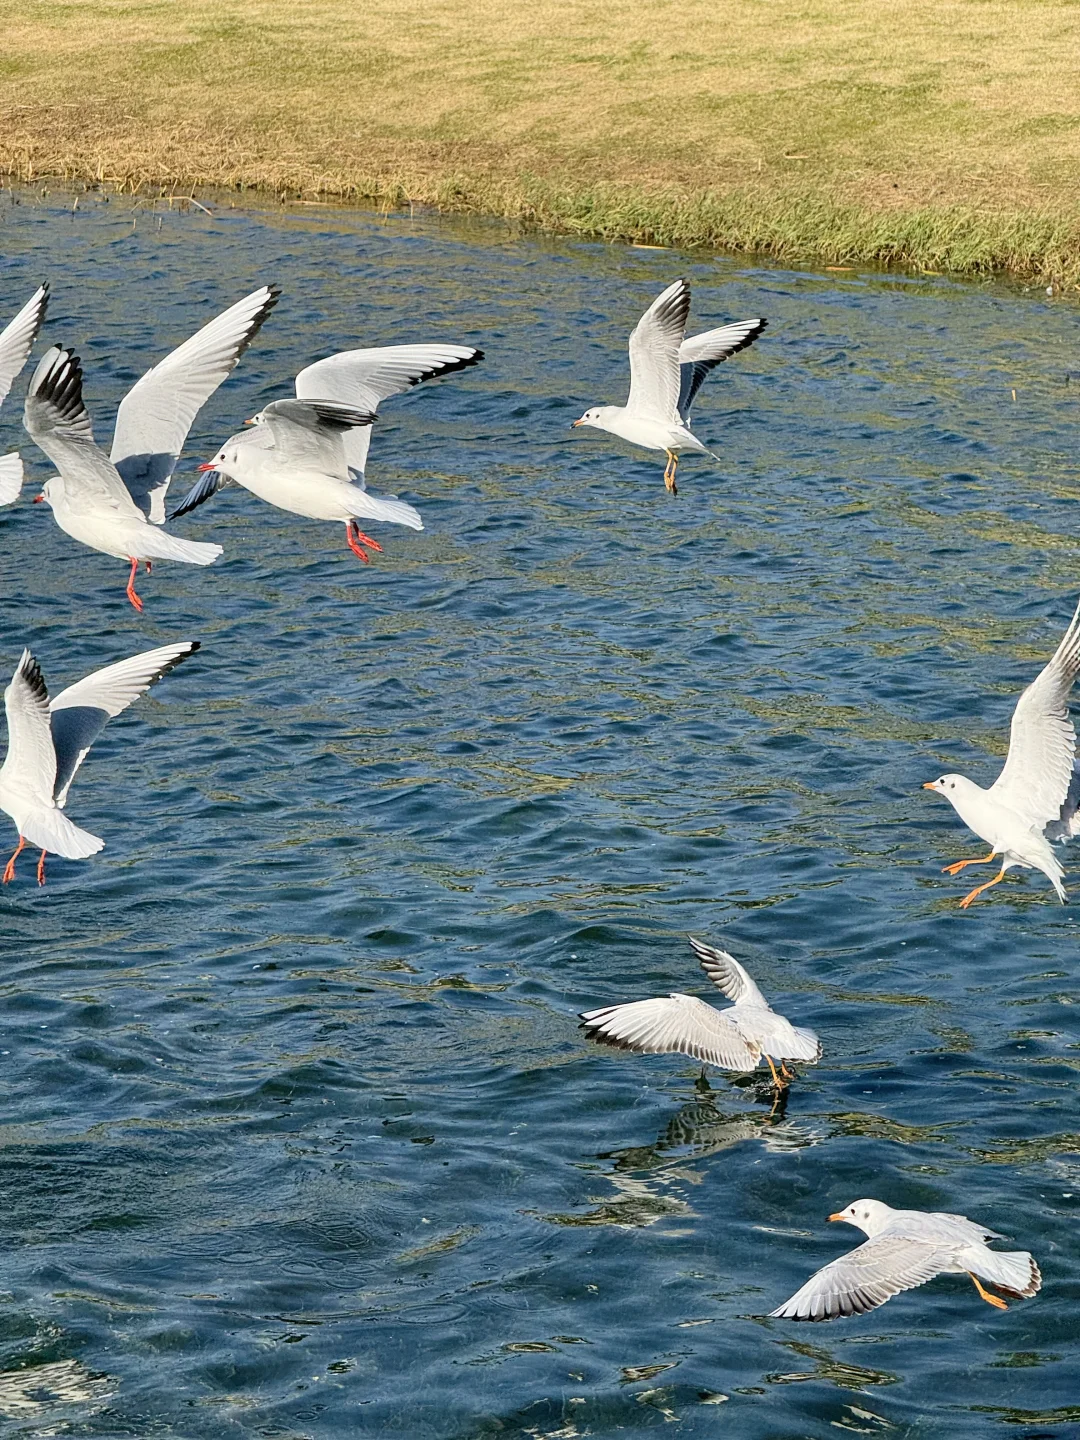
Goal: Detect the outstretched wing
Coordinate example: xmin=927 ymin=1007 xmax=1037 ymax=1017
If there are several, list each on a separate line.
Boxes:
xmin=111 ymin=285 xmax=279 ymax=521
xmin=0 ymin=284 xmax=49 ymax=408
xmin=0 ymin=453 xmax=24 ymax=506
xmin=626 ymin=278 xmax=690 ymax=423
xmin=295 ymin=342 xmax=483 ymax=479
xmin=580 ymin=992 xmax=760 ymax=1071
xmin=0 ymin=649 xmax=56 ymax=805
xmin=24 ymin=348 xmax=144 ymax=516
xmin=677 ymin=317 xmax=766 ymax=420
xmin=990 ymin=595 xmax=1080 ymax=832
xmin=48 ymin=640 xmax=200 ymax=806
xmin=687 ymin=935 xmax=769 ymax=1008
xmin=769 ymin=1235 xmax=949 ymax=1321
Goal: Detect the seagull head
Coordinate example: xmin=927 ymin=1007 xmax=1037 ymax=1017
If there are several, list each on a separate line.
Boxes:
xmin=33 ymin=477 xmax=61 ymax=508
xmin=828 ymin=1199 xmax=894 ymax=1237
xmin=198 ymin=439 xmax=248 ymax=481
xmin=922 ymin=774 xmax=966 ymax=798
xmin=571 ymin=406 xmax=607 ymax=431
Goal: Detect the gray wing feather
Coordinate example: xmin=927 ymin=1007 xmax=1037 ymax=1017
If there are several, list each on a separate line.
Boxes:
xmin=627 ymin=279 xmax=691 ymax=423
xmin=580 ymin=992 xmax=760 ymax=1072
xmin=677 ymin=316 xmax=766 ymax=421
xmin=770 ymin=1235 xmax=950 ymax=1321
xmin=49 ymin=641 xmax=199 ymax=805
xmin=687 ymin=935 xmax=769 ymax=1007
xmin=0 ymin=284 xmax=49 ymax=407
xmin=111 ymin=285 xmax=279 ymax=521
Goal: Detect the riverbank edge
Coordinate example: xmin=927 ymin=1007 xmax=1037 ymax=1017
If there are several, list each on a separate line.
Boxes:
xmin=5 ymin=158 xmax=1079 ymax=288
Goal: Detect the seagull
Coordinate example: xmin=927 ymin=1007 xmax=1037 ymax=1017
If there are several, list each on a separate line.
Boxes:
xmin=924 ymin=595 xmax=1080 ymax=907
xmin=24 ymin=348 xmax=225 ymax=611
xmin=0 ymin=640 xmax=200 ymax=885
xmin=571 ymin=278 xmax=766 ymax=494
xmin=579 ymin=935 xmax=820 ymax=1088
xmin=173 ymin=342 xmax=484 ymax=562
xmin=0 ymin=284 xmax=49 ymax=505
xmin=770 ymin=1199 xmax=1041 ymax=1321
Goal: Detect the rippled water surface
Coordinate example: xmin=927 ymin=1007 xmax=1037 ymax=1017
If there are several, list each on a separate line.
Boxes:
xmin=0 ymin=186 xmax=1079 ymax=1438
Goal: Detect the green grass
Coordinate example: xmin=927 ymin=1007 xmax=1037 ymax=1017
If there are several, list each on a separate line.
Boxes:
xmin=3 ymin=0 xmax=1080 ymax=281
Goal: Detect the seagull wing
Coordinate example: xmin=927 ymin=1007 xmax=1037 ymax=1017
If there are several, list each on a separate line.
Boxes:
xmin=677 ymin=317 xmax=767 ymax=421
xmin=24 ymin=348 xmax=144 ymax=517
xmin=48 ymin=640 xmax=200 ymax=807
xmin=0 ymin=453 xmax=24 ymax=506
xmin=769 ymin=1235 xmax=950 ymax=1320
xmin=687 ymin=935 xmax=769 ymax=1007
xmin=295 ymin=342 xmax=483 ymax=478
xmin=626 ymin=278 xmax=691 ymax=424
xmin=580 ymin=992 xmax=760 ymax=1071
xmin=990 ymin=595 xmax=1080 ymax=831
xmin=0 ymin=650 xmax=57 ymax=803
xmin=0 ymin=284 xmax=49 ymax=408
xmin=111 ymin=285 xmax=280 ymax=521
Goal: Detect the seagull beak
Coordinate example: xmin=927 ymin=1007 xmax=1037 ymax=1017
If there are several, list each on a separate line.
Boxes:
xmin=571 ymin=418 xmax=584 ymax=428
xmin=827 ymin=1212 xmax=845 ymax=1222
xmin=32 ymin=494 xmax=44 ymax=504
xmin=244 ymin=417 xmax=256 ymax=425
xmin=197 ymin=462 xmax=217 ymax=472
xmin=922 ymin=782 xmax=937 ymax=790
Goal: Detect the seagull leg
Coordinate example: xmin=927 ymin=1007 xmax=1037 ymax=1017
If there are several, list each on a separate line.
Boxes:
xmin=125 ymin=557 xmax=144 ymax=612
xmin=764 ymin=1055 xmax=787 ymax=1089
xmin=664 ymin=451 xmax=679 ymax=495
xmin=36 ymin=850 xmax=46 ymax=886
xmin=967 ymin=1272 xmax=1008 ymax=1309
xmin=345 ymin=520 xmax=371 ymax=564
xmin=2 ymin=836 xmax=26 ymax=884
xmin=959 ymin=865 xmax=1008 ymax=909
xmin=943 ymin=850 xmax=996 ymax=876
xmin=353 ymin=529 xmax=382 ymax=554
xmin=781 ymin=1062 xmax=796 ymax=1080
xmin=144 ymin=561 xmax=152 ymax=574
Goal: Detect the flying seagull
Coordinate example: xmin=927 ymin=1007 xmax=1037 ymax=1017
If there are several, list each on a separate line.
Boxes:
xmin=0 ymin=284 xmax=49 ymax=505
xmin=0 ymin=641 xmax=200 ymax=884
xmin=579 ymin=935 xmax=820 ymax=1088
xmin=770 ymin=1199 xmax=1041 ymax=1321
xmin=174 ymin=341 xmax=484 ymax=563
xmin=571 ymin=278 xmax=765 ymax=493
xmin=924 ymin=594 xmax=1080 ymax=906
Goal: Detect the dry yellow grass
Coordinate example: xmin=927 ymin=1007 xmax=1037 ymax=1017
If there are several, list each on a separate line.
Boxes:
xmin=3 ymin=0 xmax=1080 ymax=278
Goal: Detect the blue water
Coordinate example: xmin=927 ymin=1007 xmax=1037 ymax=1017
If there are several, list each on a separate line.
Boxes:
xmin=0 ymin=184 xmax=1078 ymax=1438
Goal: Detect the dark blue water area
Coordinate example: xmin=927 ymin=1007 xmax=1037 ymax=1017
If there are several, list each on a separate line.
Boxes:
xmin=0 ymin=184 xmax=1078 ymax=1437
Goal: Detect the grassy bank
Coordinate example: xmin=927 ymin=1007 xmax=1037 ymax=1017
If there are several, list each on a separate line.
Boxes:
xmin=3 ymin=0 xmax=1080 ymax=282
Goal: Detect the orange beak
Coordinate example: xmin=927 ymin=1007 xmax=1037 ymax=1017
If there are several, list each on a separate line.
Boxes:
xmin=571 ymin=418 xmax=585 ymax=428
xmin=244 ymin=417 xmax=256 ymax=425
xmin=197 ymin=462 xmax=217 ymax=472
xmin=922 ymin=782 xmax=937 ymax=790
xmin=33 ymin=494 xmax=44 ymax=504
xmin=827 ymin=1212 xmax=845 ymax=1222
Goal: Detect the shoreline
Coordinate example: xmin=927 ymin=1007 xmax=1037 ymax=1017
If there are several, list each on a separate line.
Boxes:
xmin=4 ymin=162 xmax=1078 ymax=291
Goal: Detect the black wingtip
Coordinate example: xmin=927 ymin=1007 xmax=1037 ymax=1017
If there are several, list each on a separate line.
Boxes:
xmin=406 ymin=348 xmax=485 ymax=387
xmin=150 ymin=641 xmax=202 ymax=686
xmin=16 ymin=649 xmax=48 ymax=704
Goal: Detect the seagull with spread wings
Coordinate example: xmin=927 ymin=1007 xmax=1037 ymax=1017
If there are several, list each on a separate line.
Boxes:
xmin=924 ymin=595 xmax=1080 ymax=907
xmin=571 ymin=278 xmax=765 ymax=494
xmin=770 ymin=1199 xmax=1041 ymax=1321
xmin=579 ymin=935 xmax=820 ymax=1088
xmin=0 ymin=641 xmax=199 ymax=885
xmin=0 ymin=284 xmax=49 ymax=505
xmin=173 ymin=342 xmax=483 ymax=563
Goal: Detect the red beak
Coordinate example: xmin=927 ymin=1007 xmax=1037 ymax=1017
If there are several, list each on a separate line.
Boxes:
xmin=33 ymin=494 xmax=44 ymax=503
xmin=197 ymin=462 xmax=217 ymax=472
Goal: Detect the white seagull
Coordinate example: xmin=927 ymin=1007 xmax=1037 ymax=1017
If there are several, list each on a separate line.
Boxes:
xmin=25 ymin=348 xmax=224 ymax=611
xmin=173 ymin=342 xmax=483 ymax=563
xmin=580 ymin=935 xmax=820 ymax=1088
xmin=22 ymin=284 xmax=278 ymax=609
xmin=924 ymin=594 xmax=1080 ymax=907
xmin=770 ymin=1199 xmax=1041 ymax=1321
xmin=571 ymin=278 xmax=766 ymax=493
xmin=0 ymin=284 xmax=49 ymax=505
xmin=0 ymin=640 xmax=200 ymax=885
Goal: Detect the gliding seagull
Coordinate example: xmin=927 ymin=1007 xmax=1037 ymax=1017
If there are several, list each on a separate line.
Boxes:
xmin=0 ymin=641 xmax=200 ymax=885
xmin=924 ymin=594 xmax=1080 ymax=907
xmin=771 ymin=1199 xmax=1041 ymax=1321
xmin=571 ymin=278 xmax=765 ymax=493
xmin=174 ymin=341 xmax=483 ymax=562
